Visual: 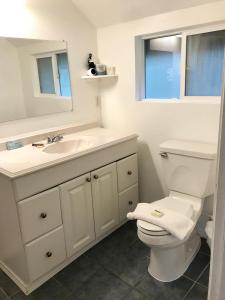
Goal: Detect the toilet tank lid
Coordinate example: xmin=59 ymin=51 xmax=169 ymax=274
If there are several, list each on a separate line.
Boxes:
xmin=160 ymin=140 xmax=217 ymax=159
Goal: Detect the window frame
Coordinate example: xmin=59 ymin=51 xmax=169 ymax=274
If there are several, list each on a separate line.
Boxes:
xmin=33 ymin=50 xmax=72 ymax=100
xmin=137 ymin=23 xmax=225 ymax=103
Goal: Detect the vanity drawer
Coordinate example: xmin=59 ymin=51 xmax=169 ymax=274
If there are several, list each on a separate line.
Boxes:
xmin=25 ymin=226 xmax=66 ymax=282
xmin=18 ymin=188 xmax=62 ymax=243
xmin=119 ymin=184 xmax=139 ymax=222
xmin=117 ymin=154 xmax=138 ymax=192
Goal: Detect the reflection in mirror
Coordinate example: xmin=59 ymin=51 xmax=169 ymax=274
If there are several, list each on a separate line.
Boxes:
xmin=0 ymin=38 xmax=73 ymax=123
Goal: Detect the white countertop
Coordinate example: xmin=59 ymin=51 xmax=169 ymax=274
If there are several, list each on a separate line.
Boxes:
xmin=0 ymin=128 xmax=138 ymax=178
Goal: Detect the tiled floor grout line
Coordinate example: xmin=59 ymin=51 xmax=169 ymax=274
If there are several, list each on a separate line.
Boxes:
xmin=182 ymin=280 xmax=197 ymax=299
xmin=86 ymin=239 xmax=209 ymax=300
xmin=195 ymin=281 xmax=209 ymax=289
xmin=52 ymin=277 xmax=73 ymax=300
xmin=194 ymin=262 xmax=210 ymax=283
xmin=100 ymin=264 xmax=135 ymax=289
xmin=0 ymin=287 xmax=10 ymax=300
xmin=54 ymin=264 xmax=103 ymax=300
xmin=183 ymin=274 xmax=196 ymax=284
xmin=98 ymin=258 xmax=148 ymax=299
xmin=7 ymin=289 xmax=20 ymax=299
xmin=66 ymin=258 xmax=147 ymax=300
xmin=183 ymin=260 xmax=210 ymax=283
xmin=199 ymin=252 xmax=210 ymax=257
xmin=182 ymin=262 xmax=210 ymax=299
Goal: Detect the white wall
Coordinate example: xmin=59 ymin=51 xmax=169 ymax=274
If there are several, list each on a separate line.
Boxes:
xmin=97 ymin=1 xmax=224 ymax=214
xmin=0 ymin=0 xmax=99 ymax=138
xmin=0 ymin=39 xmax=26 ymax=122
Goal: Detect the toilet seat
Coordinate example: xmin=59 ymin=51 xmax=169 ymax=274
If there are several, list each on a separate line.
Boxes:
xmin=137 ymin=220 xmax=170 ymax=236
xmin=137 ymin=195 xmax=195 ymax=237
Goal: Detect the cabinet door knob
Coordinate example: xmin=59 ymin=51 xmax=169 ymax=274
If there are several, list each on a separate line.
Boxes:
xmin=46 ymin=251 xmax=52 ymax=258
xmin=127 ymin=170 xmax=132 ymax=175
xmin=40 ymin=212 xmax=47 ymax=219
xmin=128 ymin=201 xmax=133 ymax=205
xmin=86 ymin=177 xmax=91 ymax=182
xmin=93 ymin=175 xmax=99 ymax=179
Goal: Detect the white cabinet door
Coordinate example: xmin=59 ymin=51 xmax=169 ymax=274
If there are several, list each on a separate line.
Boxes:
xmin=60 ymin=174 xmax=95 ymax=257
xmin=92 ymin=163 xmax=119 ymax=238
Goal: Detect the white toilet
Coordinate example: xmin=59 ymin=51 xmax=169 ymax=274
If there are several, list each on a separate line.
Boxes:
xmin=137 ymin=140 xmax=217 ymax=282
xmin=205 ymin=220 xmax=213 ymax=248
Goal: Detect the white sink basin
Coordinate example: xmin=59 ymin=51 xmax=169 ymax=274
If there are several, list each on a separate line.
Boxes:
xmin=43 ymin=139 xmax=93 ymax=154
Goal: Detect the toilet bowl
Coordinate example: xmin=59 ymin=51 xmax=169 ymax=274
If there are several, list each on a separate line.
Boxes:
xmin=137 ymin=192 xmax=202 ymax=282
xmin=135 ymin=139 xmax=217 ymax=282
xmin=205 ymin=220 xmax=213 ymax=249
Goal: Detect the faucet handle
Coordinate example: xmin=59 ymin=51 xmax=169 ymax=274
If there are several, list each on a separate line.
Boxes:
xmin=47 ymin=136 xmax=53 ymax=144
xmin=47 ymin=134 xmax=64 ymax=144
xmin=57 ymin=134 xmax=64 ymax=141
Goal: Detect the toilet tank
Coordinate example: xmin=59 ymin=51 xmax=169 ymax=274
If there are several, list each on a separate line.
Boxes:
xmin=160 ymin=140 xmax=217 ymax=198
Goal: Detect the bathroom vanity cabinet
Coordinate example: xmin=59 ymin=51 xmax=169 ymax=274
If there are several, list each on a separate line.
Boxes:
xmin=0 ymin=136 xmax=138 ymax=294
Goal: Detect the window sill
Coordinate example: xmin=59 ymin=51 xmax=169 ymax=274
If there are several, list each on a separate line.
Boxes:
xmin=139 ymin=97 xmax=221 ymax=104
xmin=34 ymin=94 xmax=72 ymax=101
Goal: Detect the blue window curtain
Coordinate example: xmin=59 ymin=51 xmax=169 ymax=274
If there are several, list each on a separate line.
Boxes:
xmin=185 ymin=30 xmax=225 ymax=96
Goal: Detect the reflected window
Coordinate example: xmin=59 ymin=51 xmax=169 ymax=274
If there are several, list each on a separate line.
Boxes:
xmin=35 ymin=51 xmax=71 ymax=98
xmin=37 ymin=57 xmax=55 ymax=94
xmin=56 ymin=53 xmax=71 ymax=97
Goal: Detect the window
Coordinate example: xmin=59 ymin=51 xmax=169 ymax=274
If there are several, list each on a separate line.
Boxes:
xmin=145 ymin=35 xmax=181 ymax=99
xmin=139 ymin=25 xmax=225 ymax=101
xmin=185 ymin=30 xmax=225 ymax=96
xmin=35 ymin=51 xmax=71 ymax=98
xmin=37 ymin=57 xmax=55 ymax=94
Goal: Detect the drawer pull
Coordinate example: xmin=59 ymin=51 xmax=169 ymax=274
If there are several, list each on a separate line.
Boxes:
xmin=40 ymin=212 xmax=47 ymax=219
xmin=93 ymin=175 xmax=99 ymax=180
xmin=128 ymin=201 xmax=133 ymax=205
xmin=86 ymin=177 xmax=91 ymax=182
xmin=127 ymin=170 xmax=132 ymax=175
xmin=46 ymin=251 xmax=52 ymax=258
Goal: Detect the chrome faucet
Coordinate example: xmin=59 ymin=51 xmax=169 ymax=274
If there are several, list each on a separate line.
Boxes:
xmin=47 ymin=134 xmax=64 ymax=144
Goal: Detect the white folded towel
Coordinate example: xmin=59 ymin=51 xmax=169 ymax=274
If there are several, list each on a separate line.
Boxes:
xmin=127 ymin=200 xmax=195 ymax=241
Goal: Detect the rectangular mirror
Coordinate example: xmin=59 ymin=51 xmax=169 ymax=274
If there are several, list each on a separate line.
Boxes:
xmin=0 ymin=37 xmax=73 ymax=123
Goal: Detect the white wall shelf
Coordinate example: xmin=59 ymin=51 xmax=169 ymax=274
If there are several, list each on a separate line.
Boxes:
xmin=81 ymin=75 xmax=118 ymax=79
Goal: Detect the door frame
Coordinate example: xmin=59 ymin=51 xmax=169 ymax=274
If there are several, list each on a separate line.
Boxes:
xmin=208 ymin=59 xmax=225 ymax=300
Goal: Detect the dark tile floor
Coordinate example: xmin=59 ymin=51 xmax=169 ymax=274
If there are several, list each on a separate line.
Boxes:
xmin=0 ymin=221 xmax=210 ymax=300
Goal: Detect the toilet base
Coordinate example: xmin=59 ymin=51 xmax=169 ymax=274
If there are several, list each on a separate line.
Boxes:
xmin=148 ymin=233 xmax=201 ymax=282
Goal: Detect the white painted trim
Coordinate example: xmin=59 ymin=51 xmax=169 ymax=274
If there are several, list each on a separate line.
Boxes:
xmin=139 ymin=98 xmax=220 ymax=104
xmin=34 ymin=94 xmax=71 ymax=101
xmin=184 ymin=22 xmax=225 ymax=36
xmin=180 ymin=32 xmax=186 ymax=98
xmin=52 ymin=54 xmax=61 ymax=96
xmin=81 ymin=75 xmax=118 ymax=79
xmin=135 ymin=36 xmax=145 ymax=100
xmin=208 ymin=54 xmax=225 ymax=300
xmin=136 ymin=22 xmax=225 ymax=102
